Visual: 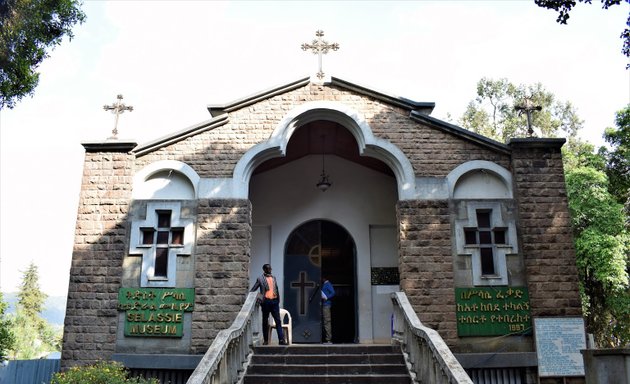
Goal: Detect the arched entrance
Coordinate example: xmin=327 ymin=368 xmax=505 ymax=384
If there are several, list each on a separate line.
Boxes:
xmin=247 ymin=110 xmax=400 ymax=343
xmin=284 ymin=220 xmax=357 ymax=344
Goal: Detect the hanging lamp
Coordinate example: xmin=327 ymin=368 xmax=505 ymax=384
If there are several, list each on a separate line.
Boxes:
xmin=316 ymin=136 xmax=332 ymax=192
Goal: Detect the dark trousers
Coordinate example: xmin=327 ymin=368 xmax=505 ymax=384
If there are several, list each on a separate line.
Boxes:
xmin=261 ymin=298 xmax=284 ymax=343
xmin=322 ymin=304 xmax=332 ymax=342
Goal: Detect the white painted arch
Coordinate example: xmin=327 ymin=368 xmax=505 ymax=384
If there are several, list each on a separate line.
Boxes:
xmin=232 ymin=101 xmax=417 ymax=200
xmin=447 ymin=160 xmax=513 ymax=199
xmin=132 ymin=160 xmax=200 ymax=200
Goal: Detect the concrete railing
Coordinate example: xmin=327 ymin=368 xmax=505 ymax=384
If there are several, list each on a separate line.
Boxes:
xmin=187 ymin=290 xmax=470 ymax=384
xmin=391 ymin=291 xmax=473 ymax=384
xmin=187 ymin=292 xmax=261 ymax=384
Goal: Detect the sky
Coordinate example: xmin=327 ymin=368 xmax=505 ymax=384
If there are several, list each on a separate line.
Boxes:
xmin=1 ymin=1 xmax=629 ymax=297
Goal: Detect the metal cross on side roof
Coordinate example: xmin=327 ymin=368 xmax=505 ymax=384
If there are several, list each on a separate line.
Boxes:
xmin=515 ymin=97 xmax=542 ymax=137
xmin=301 ymin=30 xmax=339 ymax=80
xmin=103 ymin=94 xmax=133 ymax=139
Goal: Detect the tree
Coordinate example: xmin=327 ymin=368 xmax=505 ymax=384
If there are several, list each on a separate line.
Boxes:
xmin=0 ymin=0 xmax=85 ymax=109
xmin=459 ymin=78 xmax=583 ymax=143
xmin=565 ymin=165 xmax=630 ymax=347
xmin=562 ymin=136 xmax=606 ymax=171
xmin=9 ymin=262 xmax=60 ymax=359
xmin=17 ymin=262 xmax=47 ymax=320
xmin=599 ymin=105 xmax=630 ymax=210
xmin=535 ymin=0 xmax=630 ymax=62
xmin=561 ymin=108 xmax=630 ymax=347
xmin=0 ymin=292 xmax=15 ymax=362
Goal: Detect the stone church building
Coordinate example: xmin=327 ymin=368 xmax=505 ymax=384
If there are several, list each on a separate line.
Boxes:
xmin=61 ymin=74 xmax=582 ymax=382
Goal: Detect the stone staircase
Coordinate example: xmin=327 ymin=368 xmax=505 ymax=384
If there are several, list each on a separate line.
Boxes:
xmin=242 ymin=344 xmax=414 ymax=384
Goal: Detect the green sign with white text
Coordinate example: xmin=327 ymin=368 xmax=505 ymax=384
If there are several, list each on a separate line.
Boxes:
xmin=455 ymin=287 xmax=531 ymax=336
xmin=118 ymin=288 xmax=194 ymax=337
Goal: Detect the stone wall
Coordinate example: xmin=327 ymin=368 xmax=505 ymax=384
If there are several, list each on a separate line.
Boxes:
xmin=61 ymin=142 xmax=136 ymax=368
xmin=397 ymin=200 xmax=458 ymax=343
xmin=509 ymin=139 xmax=582 ymax=317
xmin=62 ymin=145 xmax=252 ymax=365
xmin=190 ymin=199 xmax=251 ymax=353
xmin=397 ymin=139 xmax=582 ymax=350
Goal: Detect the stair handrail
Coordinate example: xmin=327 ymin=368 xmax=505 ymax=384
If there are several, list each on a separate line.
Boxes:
xmin=187 ymin=291 xmax=261 ymax=384
xmin=391 ymin=291 xmax=473 ymax=384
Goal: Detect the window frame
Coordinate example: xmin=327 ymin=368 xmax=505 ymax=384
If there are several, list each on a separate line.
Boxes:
xmin=129 ymin=202 xmax=193 ymax=287
xmin=455 ymin=202 xmax=518 ymax=286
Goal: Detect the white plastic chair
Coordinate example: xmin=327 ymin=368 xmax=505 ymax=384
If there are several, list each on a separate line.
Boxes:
xmin=268 ymin=308 xmax=292 ymax=345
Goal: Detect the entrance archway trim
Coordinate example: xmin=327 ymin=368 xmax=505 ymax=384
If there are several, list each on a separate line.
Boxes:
xmin=232 ymin=101 xmax=417 ymax=199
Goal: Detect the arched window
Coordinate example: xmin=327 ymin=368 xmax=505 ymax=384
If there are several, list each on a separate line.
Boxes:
xmin=450 ymin=162 xmax=518 ymax=286
xmin=128 ymin=161 xmax=198 ymax=287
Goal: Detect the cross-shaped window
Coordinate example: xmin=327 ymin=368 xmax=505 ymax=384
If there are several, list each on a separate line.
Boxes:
xmin=140 ymin=210 xmax=185 ymax=278
xmin=455 ymin=202 xmax=517 ymax=286
xmin=129 ymin=202 xmax=193 ymax=287
xmin=463 ymin=210 xmax=508 ymax=276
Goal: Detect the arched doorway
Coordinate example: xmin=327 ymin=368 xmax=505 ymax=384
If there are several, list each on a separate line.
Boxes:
xmin=284 ymin=220 xmax=357 ymax=344
xmin=248 ymin=113 xmax=400 ymax=343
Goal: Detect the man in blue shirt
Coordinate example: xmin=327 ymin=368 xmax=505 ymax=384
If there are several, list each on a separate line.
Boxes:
xmin=321 ymin=275 xmax=335 ymax=344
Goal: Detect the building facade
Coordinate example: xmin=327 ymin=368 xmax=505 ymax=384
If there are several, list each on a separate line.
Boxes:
xmin=61 ymin=77 xmax=582 ymax=382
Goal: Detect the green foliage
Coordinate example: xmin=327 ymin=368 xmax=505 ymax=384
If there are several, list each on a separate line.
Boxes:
xmin=460 ymin=101 xmax=494 ymax=139
xmin=566 ymin=165 xmax=630 ymax=347
xmin=534 ymin=0 xmax=629 ymax=61
xmin=11 ymin=308 xmax=43 ymax=359
xmin=566 ymin=167 xmax=625 ymax=233
xmin=50 ymin=361 xmax=159 ymax=384
xmin=576 ymin=229 xmax=628 ymax=287
xmin=605 ymin=292 xmax=630 ymax=347
xmin=562 ymin=138 xmax=606 ymax=172
xmin=0 ymin=0 xmax=86 ymax=109
xmin=9 ymin=262 xmax=61 ymax=359
xmin=600 ymin=104 xmax=630 ymax=210
xmin=10 ymin=308 xmax=62 ymax=359
xmin=0 ymin=292 xmax=16 ymax=362
xmin=459 ymin=78 xmax=583 ymax=143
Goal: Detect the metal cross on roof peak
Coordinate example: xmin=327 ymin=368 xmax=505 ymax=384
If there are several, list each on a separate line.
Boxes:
xmin=301 ymin=30 xmax=339 ymax=80
xmin=103 ymin=94 xmax=133 ymax=139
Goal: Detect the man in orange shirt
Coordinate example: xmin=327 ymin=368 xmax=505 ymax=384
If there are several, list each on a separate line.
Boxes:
xmin=251 ymin=264 xmax=287 ymax=345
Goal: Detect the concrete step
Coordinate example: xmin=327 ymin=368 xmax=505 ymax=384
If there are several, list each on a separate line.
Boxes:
xmin=250 ymin=353 xmax=405 ymax=365
xmin=253 ymin=344 xmax=403 ymax=355
xmin=243 ymin=344 xmax=413 ymax=384
xmin=243 ymin=373 xmax=413 ymax=384
xmin=247 ymin=363 xmax=408 ymax=375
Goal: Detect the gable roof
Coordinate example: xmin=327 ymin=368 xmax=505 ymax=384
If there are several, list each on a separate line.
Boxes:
xmin=134 ymin=114 xmax=229 ymax=156
xmin=410 ymin=111 xmax=510 ymax=155
xmin=133 ymin=76 xmax=507 ymax=156
xmin=206 ymin=76 xmax=436 ymax=117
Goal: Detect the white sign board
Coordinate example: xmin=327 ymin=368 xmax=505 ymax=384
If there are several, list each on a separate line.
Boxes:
xmin=534 ymin=317 xmax=586 ymax=377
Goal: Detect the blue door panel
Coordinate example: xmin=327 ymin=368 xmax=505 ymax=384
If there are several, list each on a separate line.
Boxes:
xmin=285 ymin=253 xmax=321 ymax=343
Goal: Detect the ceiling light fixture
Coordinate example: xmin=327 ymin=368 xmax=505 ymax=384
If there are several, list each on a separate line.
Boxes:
xmin=316 ymin=136 xmax=331 ymax=192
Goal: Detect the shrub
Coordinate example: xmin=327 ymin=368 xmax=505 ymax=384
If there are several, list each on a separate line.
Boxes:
xmin=50 ymin=361 xmax=159 ymax=384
